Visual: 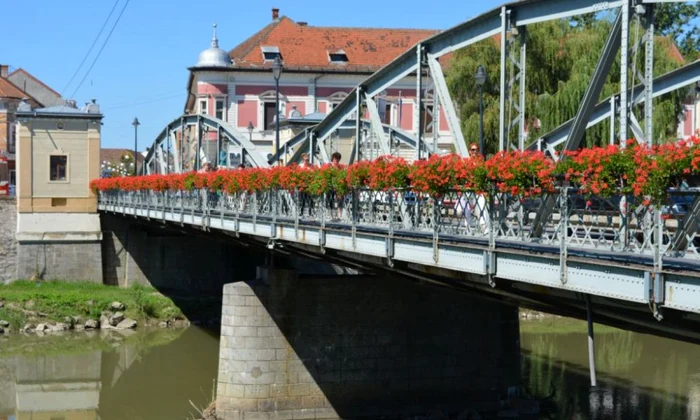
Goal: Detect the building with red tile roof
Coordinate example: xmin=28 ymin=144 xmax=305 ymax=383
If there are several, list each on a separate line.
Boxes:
xmin=184 ymin=9 xmax=450 ymax=163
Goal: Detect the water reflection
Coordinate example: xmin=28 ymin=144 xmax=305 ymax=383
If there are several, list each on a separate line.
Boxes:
xmin=0 ymin=327 xmax=219 ymax=420
xmin=522 ymin=318 xmax=700 ymax=420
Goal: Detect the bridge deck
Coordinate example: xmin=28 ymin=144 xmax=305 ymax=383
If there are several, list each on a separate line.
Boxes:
xmin=99 ymin=189 xmax=700 ymax=318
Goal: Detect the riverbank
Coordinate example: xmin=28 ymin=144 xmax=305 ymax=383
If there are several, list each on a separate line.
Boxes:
xmin=0 ymin=281 xmax=221 ymax=334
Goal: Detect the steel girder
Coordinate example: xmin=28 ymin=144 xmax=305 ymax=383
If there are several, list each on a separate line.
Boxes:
xmin=562 ymin=11 xmax=623 ymax=154
xmin=427 ymin=55 xmax=468 ymax=156
xmin=308 ymin=0 xmax=626 ymax=158
xmin=530 ymin=60 xmax=700 ymax=152
xmin=144 ymin=114 xmax=270 ymax=171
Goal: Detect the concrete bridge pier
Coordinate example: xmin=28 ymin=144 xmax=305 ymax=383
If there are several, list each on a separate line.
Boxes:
xmin=216 ymin=269 xmax=521 ymax=419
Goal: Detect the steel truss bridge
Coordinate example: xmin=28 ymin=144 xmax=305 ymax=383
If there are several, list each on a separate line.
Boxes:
xmin=99 ymin=187 xmax=700 ymax=342
xmin=125 ymin=0 xmax=700 ymax=383
xmin=142 ymin=0 xmax=700 ymax=174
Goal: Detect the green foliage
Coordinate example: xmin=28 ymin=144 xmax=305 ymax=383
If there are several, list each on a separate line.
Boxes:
xmin=446 ymin=15 xmax=688 ymax=154
xmin=0 ymin=281 xmax=184 ymax=329
xmin=654 ymin=3 xmax=700 ymax=59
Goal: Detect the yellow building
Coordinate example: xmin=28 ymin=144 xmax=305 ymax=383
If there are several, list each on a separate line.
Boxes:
xmin=15 ymin=99 xmax=103 ymax=282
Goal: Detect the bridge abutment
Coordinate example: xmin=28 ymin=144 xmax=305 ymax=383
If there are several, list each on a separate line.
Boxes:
xmin=217 ymin=271 xmax=520 ymax=419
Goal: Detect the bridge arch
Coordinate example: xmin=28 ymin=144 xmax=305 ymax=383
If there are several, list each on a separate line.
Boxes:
xmin=142 ymin=114 xmax=270 ymax=174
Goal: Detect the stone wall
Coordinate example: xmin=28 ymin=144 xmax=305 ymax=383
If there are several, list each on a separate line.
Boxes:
xmin=0 ymin=198 xmax=17 ymax=283
xmin=16 ymin=241 xmax=102 ymax=282
xmin=216 ymin=273 xmax=520 ymax=419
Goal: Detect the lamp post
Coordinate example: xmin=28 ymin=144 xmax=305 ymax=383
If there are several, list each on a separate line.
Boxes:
xmin=247 ymin=121 xmax=255 ymax=167
xmin=132 ymin=117 xmax=140 ymax=175
xmin=272 ymin=56 xmax=283 ymax=166
xmin=475 ymin=65 xmax=487 ymax=157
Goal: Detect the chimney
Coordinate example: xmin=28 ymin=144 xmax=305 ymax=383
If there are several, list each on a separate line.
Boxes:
xmin=0 ymin=65 xmax=8 ymax=78
xmin=298 ymin=22 xmax=308 ymax=26
xmin=272 ymin=8 xmax=279 ymax=20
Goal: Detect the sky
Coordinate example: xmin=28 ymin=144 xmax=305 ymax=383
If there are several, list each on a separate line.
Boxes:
xmin=2 ymin=0 xmax=492 ymax=150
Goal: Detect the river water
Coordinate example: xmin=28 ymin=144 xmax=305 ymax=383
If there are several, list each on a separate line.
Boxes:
xmin=0 ymin=317 xmax=698 ymax=419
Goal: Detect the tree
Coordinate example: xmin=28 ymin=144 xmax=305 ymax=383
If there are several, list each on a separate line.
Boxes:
xmin=654 ymin=3 xmax=700 ymax=59
xmin=446 ymin=16 xmax=687 ymax=154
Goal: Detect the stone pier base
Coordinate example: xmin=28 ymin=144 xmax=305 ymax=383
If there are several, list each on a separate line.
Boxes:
xmin=216 ymin=271 xmax=520 ymax=420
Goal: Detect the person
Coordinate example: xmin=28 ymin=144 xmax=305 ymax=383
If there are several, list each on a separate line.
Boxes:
xmin=468 ymin=143 xmax=489 ymax=232
xmin=299 ymin=152 xmax=311 ymax=168
xmin=198 ymin=162 xmax=211 ymax=174
xmin=469 ymin=143 xmax=480 ymax=157
xmin=329 ymin=152 xmax=343 ymax=220
xmin=298 ymin=153 xmax=313 ymax=216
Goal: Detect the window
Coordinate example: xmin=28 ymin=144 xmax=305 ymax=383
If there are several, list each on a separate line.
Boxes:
xmin=7 ymin=122 xmax=15 ymax=154
xmin=327 ymin=92 xmax=348 ymax=113
xmin=49 ymin=155 xmax=68 ymax=182
xmin=261 ymin=46 xmax=282 ymax=61
xmin=384 ymin=103 xmax=393 ymax=125
xmin=329 ymin=50 xmax=348 ymax=63
xmin=264 ymin=102 xmax=277 ymax=130
xmin=215 ymin=99 xmax=225 ymax=120
xmin=9 ymin=169 xmax=15 ymax=187
xmin=199 ymin=99 xmax=208 ymax=115
xmin=421 ymin=104 xmax=434 ymax=135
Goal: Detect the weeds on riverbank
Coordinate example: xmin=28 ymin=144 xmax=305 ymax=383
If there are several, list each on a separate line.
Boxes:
xmin=0 ymin=281 xmax=185 ymax=330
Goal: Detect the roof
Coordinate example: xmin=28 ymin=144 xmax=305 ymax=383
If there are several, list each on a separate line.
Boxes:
xmin=0 ymin=77 xmax=31 ymax=100
xmin=7 ymin=68 xmax=61 ymax=98
xmin=227 ymin=17 xmax=441 ymax=73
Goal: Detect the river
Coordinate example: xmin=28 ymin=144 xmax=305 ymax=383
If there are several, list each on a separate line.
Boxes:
xmin=0 ymin=317 xmax=698 ymax=419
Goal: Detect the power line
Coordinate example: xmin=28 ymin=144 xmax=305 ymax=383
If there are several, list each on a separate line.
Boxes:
xmin=69 ymin=0 xmax=131 ymax=99
xmin=61 ymin=0 xmax=120 ymax=95
xmin=103 ymin=92 xmax=184 ymax=111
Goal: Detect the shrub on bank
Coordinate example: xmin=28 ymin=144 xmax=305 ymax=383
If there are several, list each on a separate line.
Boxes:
xmin=90 ymin=137 xmax=700 ymax=204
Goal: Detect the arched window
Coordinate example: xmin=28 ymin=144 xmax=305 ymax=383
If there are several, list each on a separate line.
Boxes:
xmin=259 ymin=90 xmax=288 ymax=130
xmin=327 ymin=92 xmax=348 ymax=111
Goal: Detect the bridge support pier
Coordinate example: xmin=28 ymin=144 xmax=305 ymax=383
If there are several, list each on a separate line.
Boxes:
xmin=216 ymin=272 xmax=520 ymax=419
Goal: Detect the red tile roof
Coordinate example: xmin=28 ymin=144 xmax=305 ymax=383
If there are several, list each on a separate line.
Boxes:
xmin=228 ymin=17 xmax=441 ymax=73
xmin=0 ymin=77 xmax=29 ymax=100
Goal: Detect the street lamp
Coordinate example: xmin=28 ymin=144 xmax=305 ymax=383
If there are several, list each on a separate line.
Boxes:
xmin=475 ymin=65 xmax=487 ymax=157
xmin=132 ymin=117 xmax=140 ymax=175
xmin=247 ymin=121 xmax=254 ymax=143
xmin=272 ymin=56 xmax=283 ymax=166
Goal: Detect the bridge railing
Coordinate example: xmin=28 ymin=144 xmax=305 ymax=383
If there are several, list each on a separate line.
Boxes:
xmin=99 ymin=188 xmax=700 ymax=265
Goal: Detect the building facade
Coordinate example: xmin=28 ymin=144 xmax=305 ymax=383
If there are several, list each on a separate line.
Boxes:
xmin=15 ymin=100 xmax=103 ymax=282
xmin=185 ymin=10 xmax=452 ymax=163
xmin=0 ymin=64 xmax=63 ymax=195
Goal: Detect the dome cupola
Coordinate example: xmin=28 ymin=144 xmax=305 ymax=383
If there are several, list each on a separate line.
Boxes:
xmin=195 ymin=24 xmax=232 ymax=68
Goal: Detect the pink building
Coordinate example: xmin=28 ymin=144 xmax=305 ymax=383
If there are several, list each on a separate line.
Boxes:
xmin=185 ymin=9 xmax=452 ymax=161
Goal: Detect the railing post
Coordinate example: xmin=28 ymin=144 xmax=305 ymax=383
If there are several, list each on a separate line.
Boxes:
xmin=271 ymin=190 xmax=278 ymax=239
xmin=351 ymin=189 xmax=357 ymax=249
xmin=319 ymin=192 xmax=326 ymax=252
xmin=560 ymin=188 xmax=568 ymax=284
xmin=294 ymin=189 xmax=300 ymax=240
xmin=234 ymin=192 xmax=241 ymax=236
xmin=387 ymin=191 xmax=395 ymax=266
xmin=432 ymin=195 xmax=439 ymax=263
xmin=486 ymin=190 xmax=497 ymax=287
xmin=253 ymin=191 xmax=258 ymax=232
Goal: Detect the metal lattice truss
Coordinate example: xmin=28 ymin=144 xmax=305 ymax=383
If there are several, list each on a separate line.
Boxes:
xmin=142 ymin=114 xmax=270 ymax=174
xmin=146 ymin=0 xmax=699 ymax=172
xmin=290 ymin=0 xmax=700 ymax=162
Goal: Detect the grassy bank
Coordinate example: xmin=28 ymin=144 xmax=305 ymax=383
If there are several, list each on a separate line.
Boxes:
xmin=0 ymin=281 xmax=194 ymax=331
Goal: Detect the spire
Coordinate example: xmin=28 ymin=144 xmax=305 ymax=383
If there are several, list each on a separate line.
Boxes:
xmin=211 ymin=23 xmax=219 ymax=48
